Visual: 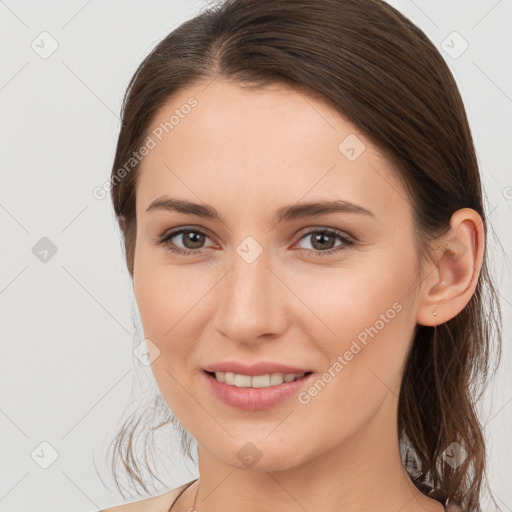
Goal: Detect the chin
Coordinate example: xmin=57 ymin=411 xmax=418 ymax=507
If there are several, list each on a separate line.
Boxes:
xmin=209 ymin=437 xmax=309 ymax=473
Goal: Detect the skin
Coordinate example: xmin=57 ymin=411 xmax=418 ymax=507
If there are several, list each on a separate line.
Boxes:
xmin=131 ymin=78 xmax=484 ymax=512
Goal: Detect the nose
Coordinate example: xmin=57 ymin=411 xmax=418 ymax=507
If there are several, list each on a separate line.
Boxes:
xmin=212 ymin=249 xmax=288 ymax=344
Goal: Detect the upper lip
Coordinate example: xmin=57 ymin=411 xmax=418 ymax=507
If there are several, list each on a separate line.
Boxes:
xmin=203 ymin=361 xmax=312 ymax=376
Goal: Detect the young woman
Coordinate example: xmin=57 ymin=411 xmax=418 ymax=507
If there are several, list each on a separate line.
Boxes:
xmin=101 ymin=0 xmax=503 ymax=511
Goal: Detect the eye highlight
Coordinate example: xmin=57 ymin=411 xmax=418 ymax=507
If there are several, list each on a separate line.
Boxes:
xmin=154 ymin=226 xmax=356 ymax=258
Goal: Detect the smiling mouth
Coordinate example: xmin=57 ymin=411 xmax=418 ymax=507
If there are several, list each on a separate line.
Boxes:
xmin=204 ymin=370 xmax=314 ymax=388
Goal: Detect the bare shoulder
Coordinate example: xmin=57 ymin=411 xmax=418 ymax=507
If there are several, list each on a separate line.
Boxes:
xmin=99 ymin=489 xmax=176 ymax=512
xmin=100 ymin=481 xmax=195 ymax=512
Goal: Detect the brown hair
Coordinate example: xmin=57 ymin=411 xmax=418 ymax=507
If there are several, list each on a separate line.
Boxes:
xmin=105 ymin=0 xmax=503 ymax=509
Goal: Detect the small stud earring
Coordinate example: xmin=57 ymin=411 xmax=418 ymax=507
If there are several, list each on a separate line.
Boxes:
xmin=433 ymin=310 xmax=437 ymax=317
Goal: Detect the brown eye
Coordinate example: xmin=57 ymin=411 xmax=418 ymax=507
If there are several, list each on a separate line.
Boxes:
xmin=176 ymin=230 xmax=207 ymax=250
xmin=295 ymin=228 xmax=355 ymax=258
xmin=156 ymin=228 xmax=213 ymax=255
xmin=155 ymin=226 xmax=356 ymax=258
xmin=305 ymin=231 xmax=337 ymax=250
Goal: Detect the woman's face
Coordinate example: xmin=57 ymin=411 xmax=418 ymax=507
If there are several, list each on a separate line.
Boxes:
xmin=133 ymin=78 xmax=424 ymax=470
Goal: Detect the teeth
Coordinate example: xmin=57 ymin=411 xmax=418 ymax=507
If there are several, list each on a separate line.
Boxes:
xmin=213 ymin=371 xmax=306 ymax=388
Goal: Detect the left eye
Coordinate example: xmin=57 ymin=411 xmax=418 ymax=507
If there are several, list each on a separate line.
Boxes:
xmin=155 ymin=227 xmax=355 ymax=258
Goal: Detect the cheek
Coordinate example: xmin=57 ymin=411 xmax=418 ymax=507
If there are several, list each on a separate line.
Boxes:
xmin=133 ymin=266 xmax=168 ymax=339
xmin=134 ymin=243 xmax=190 ymax=335
xmin=287 ymin=259 xmax=410 ymax=342
xmin=289 ymin=281 xmax=414 ymax=447
xmin=132 ymin=261 xmax=205 ymax=413
xmin=133 ymin=256 xmax=214 ymax=363
xmin=288 ymin=252 xmax=417 ymax=386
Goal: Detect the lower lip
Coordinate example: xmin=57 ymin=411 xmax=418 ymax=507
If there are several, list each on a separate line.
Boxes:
xmin=202 ymin=371 xmax=314 ymax=411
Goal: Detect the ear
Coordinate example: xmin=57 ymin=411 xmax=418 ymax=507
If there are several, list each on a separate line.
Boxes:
xmin=416 ymin=208 xmax=485 ymax=326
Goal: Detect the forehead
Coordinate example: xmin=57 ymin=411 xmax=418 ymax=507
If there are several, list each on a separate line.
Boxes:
xmin=136 ymin=79 xmax=411 ymax=226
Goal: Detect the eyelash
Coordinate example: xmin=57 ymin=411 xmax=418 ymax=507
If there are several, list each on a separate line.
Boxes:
xmin=154 ymin=227 xmax=356 ymax=258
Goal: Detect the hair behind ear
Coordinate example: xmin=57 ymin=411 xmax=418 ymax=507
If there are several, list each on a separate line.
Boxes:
xmin=118 ymin=215 xmax=126 ymax=234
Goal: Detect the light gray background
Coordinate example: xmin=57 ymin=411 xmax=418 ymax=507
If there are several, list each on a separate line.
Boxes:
xmin=0 ymin=1 xmax=510 ymax=511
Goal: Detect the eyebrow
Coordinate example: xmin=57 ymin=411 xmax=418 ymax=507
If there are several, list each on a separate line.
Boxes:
xmin=145 ymin=196 xmax=375 ymax=224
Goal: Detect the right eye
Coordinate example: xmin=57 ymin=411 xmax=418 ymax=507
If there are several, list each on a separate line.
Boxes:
xmin=155 ymin=227 xmax=215 ymax=255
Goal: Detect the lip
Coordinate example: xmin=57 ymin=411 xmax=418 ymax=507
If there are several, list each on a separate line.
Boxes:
xmin=202 ymin=370 xmax=315 ymax=411
xmin=202 ymin=361 xmax=313 ymax=376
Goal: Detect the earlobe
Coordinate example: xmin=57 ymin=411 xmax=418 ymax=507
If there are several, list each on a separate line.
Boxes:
xmin=415 ymin=208 xmax=485 ymax=327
